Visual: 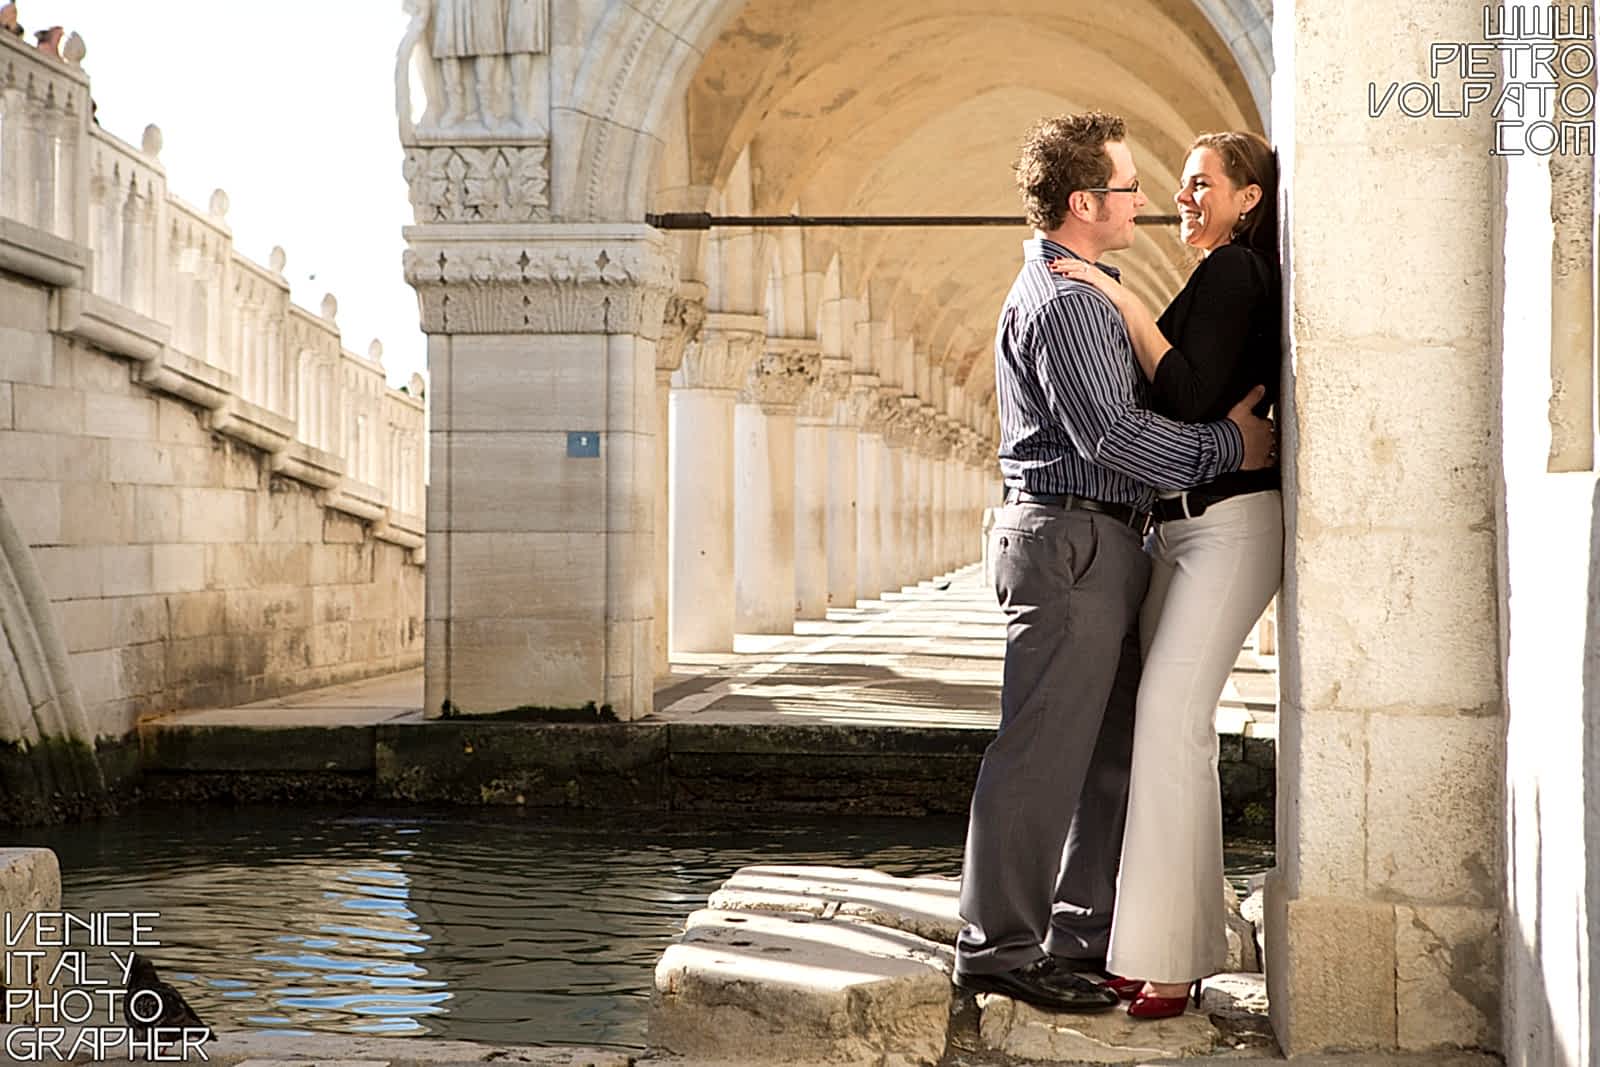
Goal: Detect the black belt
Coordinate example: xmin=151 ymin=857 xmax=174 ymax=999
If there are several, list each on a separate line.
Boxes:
xmin=1005 ymin=490 xmax=1154 ymax=536
xmin=1150 ymin=486 xmax=1264 ymax=523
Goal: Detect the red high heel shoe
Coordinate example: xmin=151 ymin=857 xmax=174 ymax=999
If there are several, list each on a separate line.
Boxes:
xmin=1126 ymin=979 xmax=1203 ymax=1020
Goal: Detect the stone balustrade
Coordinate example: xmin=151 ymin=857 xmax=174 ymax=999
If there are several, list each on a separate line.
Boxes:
xmin=0 ymin=32 xmax=425 ymax=554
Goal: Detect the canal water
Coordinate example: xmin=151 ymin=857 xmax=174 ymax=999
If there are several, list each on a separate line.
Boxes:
xmin=18 ymin=805 xmax=1271 ymax=1050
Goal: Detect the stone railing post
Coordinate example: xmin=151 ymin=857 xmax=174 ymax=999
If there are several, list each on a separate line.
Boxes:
xmin=404 ymin=225 xmax=676 ymax=719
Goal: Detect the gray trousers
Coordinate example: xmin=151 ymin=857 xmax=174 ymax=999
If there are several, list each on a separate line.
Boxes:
xmin=955 ymin=502 xmax=1150 ymax=975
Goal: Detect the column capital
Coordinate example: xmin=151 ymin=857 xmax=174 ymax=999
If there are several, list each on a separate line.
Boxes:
xmin=835 ymin=373 xmax=882 ymax=429
xmin=676 ymin=311 xmax=765 ymax=391
xmin=657 ymin=284 xmax=708 ymax=375
xmin=740 ymin=342 xmax=821 ymax=413
xmin=401 ymin=223 xmax=677 ymax=336
xmin=796 ymin=357 xmax=851 ymax=423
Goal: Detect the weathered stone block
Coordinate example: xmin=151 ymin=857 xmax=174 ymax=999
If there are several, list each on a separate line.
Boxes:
xmin=112 ymin=594 xmax=168 ymax=647
xmin=0 ymin=326 xmax=54 ymax=385
xmin=153 ymin=543 xmax=207 ymax=593
xmin=313 ymin=585 xmax=355 ymax=624
xmin=168 ymin=590 xmax=225 ymax=639
xmin=141 ymin=724 xmax=375 ymax=773
xmin=116 ymin=640 xmax=167 ymax=698
xmin=1265 ymin=881 xmax=1397 ymax=1056
xmin=375 ymin=721 xmax=669 ymax=807
xmin=979 ymin=994 xmax=1218 ymax=1063
xmin=1395 ymin=904 xmax=1499 ymax=1051
xmin=83 ymin=391 xmax=157 ymax=439
xmin=322 ymin=510 xmax=367 ymax=544
xmin=443 ymin=333 xmax=614 ymax=432
xmin=1294 ymin=342 xmax=1494 ymax=530
xmin=1368 ymin=713 xmax=1500 ymax=906
xmin=34 ymin=544 xmax=103 ymax=600
xmin=1 ymin=478 xmax=61 ymax=544
xmin=69 ymin=646 xmax=119 ymax=706
xmin=708 ymin=866 xmax=962 ymax=944
xmin=107 ymin=442 xmax=179 ymax=485
xmin=0 ymin=848 xmax=62 ymax=1021
xmin=442 ymin=531 xmax=607 ymax=620
xmin=224 ymin=586 xmax=312 ymax=633
xmin=60 ymin=481 xmax=135 ymax=543
xmin=1291 ymin=529 xmax=1499 ymax=713
xmin=179 ymin=487 xmax=254 ymax=543
xmin=13 ymin=383 xmax=84 ymax=434
xmin=428 ymin=615 xmax=603 ymax=714
xmin=157 ymin=400 xmax=210 ymax=445
xmin=54 ymin=598 xmax=113 ymax=652
xmin=61 ymin=341 xmax=134 ymax=394
xmin=651 ymin=908 xmax=951 ymax=1065
xmin=0 ymin=432 xmax=86 ymax=482
xmin=0 ymin=382 xmax=10 ymax=428
xmin=101 ymin=544 xmax=155 ymax=597
xmin=436 ymin=429 xmax=650 ymax=534
xmin=309 ymin=622 xmax=353 ymax=667
xmin=1280 ymin=709 xmax=1367 ymax=897
xmin=211 ymin=543 xmax=312 ymax=587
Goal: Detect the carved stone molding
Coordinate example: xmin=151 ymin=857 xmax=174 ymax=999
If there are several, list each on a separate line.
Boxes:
xmin=657 ymin=290 xmax=707 ymax=374
xmin=675 ymin=312 xmax=765 ymax=392
xmin=401 ymin=224 xmax=677 ymax=336
xmin=740 ymin=343 xmax=820 ymax=413
xmin=403 ymin=144 xmax=550 ymax=223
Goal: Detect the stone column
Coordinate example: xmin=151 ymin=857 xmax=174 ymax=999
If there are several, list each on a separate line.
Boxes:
xmin=874 ymin=425 xmax=897 ymax=593
xmin=850 ymin=376 xmax=883 ymax=602
xmin=793 ymin=362 xmax=843 ymax=619
xmin=825 ymin=413 xmax=859 ymax=609
xmin=912 ymin=407 xmax=937 ymax=582
xmin=669 ymin=312 xmax=763 ymax=652
xmin=734 ymin=342 xmax=819 ymax=633
xmin=1266 ymin=0 xmax=1502 ymax=1055
xmin=654 ymin=289 xmax=705 ymax=680
xmin=403 ymin=223 xmax=674 ymax=721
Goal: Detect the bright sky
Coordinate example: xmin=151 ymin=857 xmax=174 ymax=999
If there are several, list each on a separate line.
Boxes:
xmin=41 ymin=0 xmax=424 ymax=387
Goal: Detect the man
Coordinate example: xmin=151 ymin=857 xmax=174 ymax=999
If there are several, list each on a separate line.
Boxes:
xmin=952 ymin=112 xmax=1274 ymax=1012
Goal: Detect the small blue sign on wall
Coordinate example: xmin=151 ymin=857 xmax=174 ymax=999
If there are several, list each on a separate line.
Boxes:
xmin=567 ymin=431 xmax=601 ymax=458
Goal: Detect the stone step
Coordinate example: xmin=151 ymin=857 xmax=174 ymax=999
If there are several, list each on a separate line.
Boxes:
xmin=707 ymin=864 xmax=962 ymax=943
xmin=650 ymin=907 xmax=954 ymax=1065
xmin=975 ymin=993 xmax=1220 ymax=1063
xmin=648 ymin=865 xmax=1278 ymax=1064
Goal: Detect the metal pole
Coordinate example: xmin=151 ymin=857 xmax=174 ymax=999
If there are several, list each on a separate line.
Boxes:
xmin=645 ymin=211 xmax=1180 ymax=229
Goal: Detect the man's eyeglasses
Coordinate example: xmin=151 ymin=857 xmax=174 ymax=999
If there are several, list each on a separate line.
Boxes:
xmin=1082 ymin=179 xmax=1140 ymax=194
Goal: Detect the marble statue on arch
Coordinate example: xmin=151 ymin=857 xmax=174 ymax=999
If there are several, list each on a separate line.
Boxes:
xmin=398 ymin=0 xmax=547 ymax=139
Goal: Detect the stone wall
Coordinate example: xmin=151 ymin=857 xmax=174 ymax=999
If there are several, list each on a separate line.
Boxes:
xmin=1 ymin=270 xmax=423 ymax=741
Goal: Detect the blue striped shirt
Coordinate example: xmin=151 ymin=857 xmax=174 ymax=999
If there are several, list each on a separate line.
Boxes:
xmin=995 ymin=238 xmax=1244 ymax=508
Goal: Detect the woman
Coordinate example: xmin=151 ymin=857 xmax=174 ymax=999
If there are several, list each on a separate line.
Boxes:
xmin=1052 ymin=130 xmax=1283 ymax=1020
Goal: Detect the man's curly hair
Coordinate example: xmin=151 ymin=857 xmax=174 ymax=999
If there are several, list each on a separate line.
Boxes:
xmin=1015 ymin=112 xmax=1127 ymax=230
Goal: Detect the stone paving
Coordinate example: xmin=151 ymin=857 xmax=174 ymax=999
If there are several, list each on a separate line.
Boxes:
xmin=147 ymin=566 xmax=1277 ymax=740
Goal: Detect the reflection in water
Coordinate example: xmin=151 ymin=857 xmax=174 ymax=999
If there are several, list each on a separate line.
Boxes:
xmin=18 ymin=806 xmax=1272 ymax=1050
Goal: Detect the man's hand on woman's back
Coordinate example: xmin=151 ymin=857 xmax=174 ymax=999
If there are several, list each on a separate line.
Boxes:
xmin=1227 ymin=385 xmax=1276 ymax=470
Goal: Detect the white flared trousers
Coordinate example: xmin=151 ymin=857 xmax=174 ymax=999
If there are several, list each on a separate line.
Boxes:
xmin=1106 ymin=490 xmax=1283 ymax=983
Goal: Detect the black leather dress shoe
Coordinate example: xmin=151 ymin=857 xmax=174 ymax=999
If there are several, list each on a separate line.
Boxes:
xmin=953 ymin=957 xmax=1119 ymax=1013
